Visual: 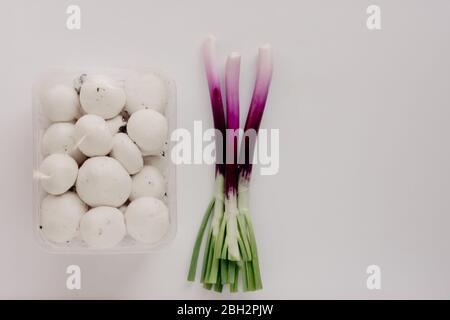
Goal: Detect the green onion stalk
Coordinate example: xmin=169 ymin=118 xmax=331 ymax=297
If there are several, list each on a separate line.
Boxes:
xmin=187 ymin=36 xmax=226 ymax=286
xmin=237 ymin=45 xmax=274 ymax=290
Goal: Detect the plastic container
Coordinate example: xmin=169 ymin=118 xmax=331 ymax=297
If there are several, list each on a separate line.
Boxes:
xmin=32 ymin=68 xmax=177 ymax=253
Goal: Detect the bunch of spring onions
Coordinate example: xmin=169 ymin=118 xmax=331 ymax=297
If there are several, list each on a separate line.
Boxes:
xmin=188 ymin=36 xmax=273 ymax=292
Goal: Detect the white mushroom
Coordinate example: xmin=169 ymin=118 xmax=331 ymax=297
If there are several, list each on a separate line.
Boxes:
xmin=79 ymin=75 xmax=126 ymax=119
xmin=124 ymin=73 xmax=168 ymax=114
xmin=39 ymin=154 xmax=78 ymax=195
xmin=106 ymin=114 xmax=126 ymax=135
xmin=76 ymin=156 xmax=132 ymax=207
xmin=74 ymin=114 xmax=113 ymax=156
xmin=127 ymin=109 xmax=168 ymax=155
xmin=110 ymin=133 xmax=143 ymax=174
xmin=125 ymin=197 xmax=170 ymax=244
xmin=41 ymin=122 xmax=86 ymax=164
xmin=40 ymin=192 xmax=87 ymax=243
xmin=80 ymin=206 xmax=126 ymax=248
xmin=41 ymin=84 xmax=80 ymax=122
xmin=129 ymin=165 xmax=165 ymax=201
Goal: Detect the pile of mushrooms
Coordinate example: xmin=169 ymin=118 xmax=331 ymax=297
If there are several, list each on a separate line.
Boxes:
xmin=38 ymin=73 xmax=170 ymax=249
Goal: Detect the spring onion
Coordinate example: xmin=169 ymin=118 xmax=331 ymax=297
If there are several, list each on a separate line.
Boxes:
xmin=188 ymin=36 xmax=273 ymax=293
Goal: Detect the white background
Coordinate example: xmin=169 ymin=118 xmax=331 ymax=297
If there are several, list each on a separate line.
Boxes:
xmin=1 ymin=0 xmax=450 ymax=299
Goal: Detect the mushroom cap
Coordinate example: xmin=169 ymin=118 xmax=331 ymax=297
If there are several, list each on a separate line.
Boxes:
xmin=127 ymin=109 xmax=168 ymax=154
xmin=80 ymin=75 xmax=126 ymax=119
xmin=125 ymin=197 xmax=169 ymax=244
xmin=129 ymin=165 xmax=165 ymax=201
xmin=41 ymin=84 xmax=80 ymax=122
xmin=41 ymin=122 xmax=86 ymax=164
xmin=80 ymin=206 xmax=126 ymax=248
xmin=39 ymin=153 xmax=78 ymax=195
xmin=110 ymin=133 xmax=143 ymax=175
xmin=124 ymin=73 xmax=168 ymax=115
xmin=76 ymin=156 xmax=132 ymax=207
xmin=40 ymin=192 xmax=88 ymax=243
xmin=74 ymin=114 xmax=113 ymax=157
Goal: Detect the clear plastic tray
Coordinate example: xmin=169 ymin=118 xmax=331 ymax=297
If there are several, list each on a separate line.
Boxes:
xmin=32 ymin=67 xmax=177 ymax=254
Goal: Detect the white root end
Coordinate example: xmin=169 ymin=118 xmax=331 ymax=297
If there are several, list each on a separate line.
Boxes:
xmin=229 ymin=51 xmax=241 ymax=59
xmin=257 ymin=44 xmax=274 ymax=82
